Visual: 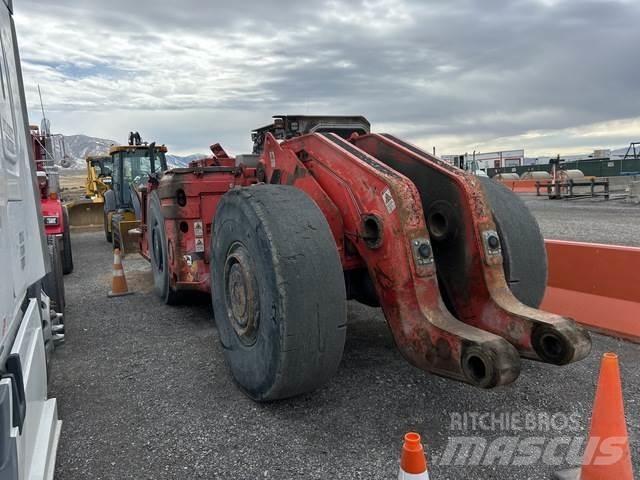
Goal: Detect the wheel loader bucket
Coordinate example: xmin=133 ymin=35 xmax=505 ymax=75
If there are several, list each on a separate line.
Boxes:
xmin=116 ymin=220 xmax=141 ymax=256
xmin=110 ymin=211 xmax=141 ymax=256
xmin=65 ymin=199 xmax=104 ymax=227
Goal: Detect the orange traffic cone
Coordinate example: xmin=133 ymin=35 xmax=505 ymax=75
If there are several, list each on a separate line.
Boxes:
xmin=108 ymin=248 xmax=134 ymax=297
xmin=398 ymin=432 xmax=430 ymax=479
xmin=554 ymin=352 xmax=634 ymax=480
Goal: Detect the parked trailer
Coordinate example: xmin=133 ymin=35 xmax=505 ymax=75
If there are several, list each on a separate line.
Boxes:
xmin=132 ymin=115 xmax=592 ymax=401
xmin=0 ymin=1 xmax=62 ymax=477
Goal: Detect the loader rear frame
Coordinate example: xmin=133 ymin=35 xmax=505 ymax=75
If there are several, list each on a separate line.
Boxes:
xmin=139 ymin=118 xmax=591 ymax=400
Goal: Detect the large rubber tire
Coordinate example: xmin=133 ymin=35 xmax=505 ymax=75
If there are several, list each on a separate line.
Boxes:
xmin=62 ymin=207 xmax=74 ymax=274
xmin=111 ymin=215 xmax=121 ymax=250
xmin=104 ymin=190 xmax=115 ymax=243
xmin=479 ymin=177 xmax=547 ymax=307
xmin=211 ymin=185 xmax=347 ymax=401
xmin=104 ymin=211 xmax=112 ymax=243
xmin=42 ymin=236 xmax=65 ymax=316
xmin=148 ymin=192 xmax=181 ymax=304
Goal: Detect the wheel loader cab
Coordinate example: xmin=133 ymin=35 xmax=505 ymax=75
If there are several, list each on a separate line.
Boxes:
xmin=89 ymin=156 xmax=112 ymax=178
xmin=110 ymin=145 xmax=167 ymax=210
xmin=85 ymin=155 xmax=113 ymax=198
xmin=104 ymin=142 xmax=168 ymax=251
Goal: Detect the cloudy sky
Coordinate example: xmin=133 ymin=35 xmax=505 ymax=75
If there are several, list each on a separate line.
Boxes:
xmin=14 ymin=0 xmax=640 ymax=156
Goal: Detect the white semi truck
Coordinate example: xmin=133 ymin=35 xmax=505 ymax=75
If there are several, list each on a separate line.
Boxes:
xmin=0 ymin=0 xmax=62 ymax=478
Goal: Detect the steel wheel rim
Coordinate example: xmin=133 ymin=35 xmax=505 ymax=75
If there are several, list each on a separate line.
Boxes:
xmin=223 ymin=242 xmax=259 ymax=346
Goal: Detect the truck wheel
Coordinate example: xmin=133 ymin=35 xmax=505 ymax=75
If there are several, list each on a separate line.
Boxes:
xmin=148 ymin=192 xmax=180 ymax=304
xmin=111 ymin=215 xmax=121 ymax=250
xmin=479 ymin=177 xmax=547 ymax=307
xmin=211 ymin=185 xmax=347 ymax=401
xmin=43 ymin=236 xmax=65 ymax=316
xmin=104 ymin=190 xmax=115 ymax=243
xmin=104 ymin=211 xmax=112 ymax=243
xmin=62 ymin=207 xmax=74 ymax=274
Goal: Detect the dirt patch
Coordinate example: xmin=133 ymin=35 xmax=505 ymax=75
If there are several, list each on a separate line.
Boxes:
xmin=60 ymin=172 xmax=89 ymax=203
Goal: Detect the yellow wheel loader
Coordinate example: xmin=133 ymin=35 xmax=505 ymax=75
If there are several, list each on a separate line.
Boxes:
xmin=85 ymin=154 xmax=113 ymax=199
xmin=65 ymin=155 xmax=113 ymax=227
xmin=104 ymin=140 xmax=168 ymax=254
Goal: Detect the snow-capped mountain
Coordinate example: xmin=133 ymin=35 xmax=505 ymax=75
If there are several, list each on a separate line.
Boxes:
xmin=59 ymin=134 xmax=205 ymax=170
xmin=62 ymin=135 xmax=116 ymax=166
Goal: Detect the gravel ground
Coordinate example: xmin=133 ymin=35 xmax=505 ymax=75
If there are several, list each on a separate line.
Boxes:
xmin=52 ymin=199 xmax=640 ymax=479
xmin=524 ymin=195 xmax=640 ymax=247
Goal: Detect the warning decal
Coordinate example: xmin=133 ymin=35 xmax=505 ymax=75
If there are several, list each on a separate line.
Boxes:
xmin=382 ymin=188 xmax=396 ymax=214
xmin=194 ymin=220 xmax=204 ymax=237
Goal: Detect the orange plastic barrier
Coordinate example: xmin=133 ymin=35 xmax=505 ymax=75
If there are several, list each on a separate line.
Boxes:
xmin=542 ymin=240 xmax=640 ymax=342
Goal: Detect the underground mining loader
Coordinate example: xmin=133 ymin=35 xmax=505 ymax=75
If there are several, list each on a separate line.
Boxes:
xmin=140 ymin=115 xmax=591 ymax=401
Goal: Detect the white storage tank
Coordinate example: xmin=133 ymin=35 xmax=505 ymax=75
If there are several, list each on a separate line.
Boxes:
xmin=521 ymin=171 xmax=552 ymax=180
xmin=493 ymin=172 xmax=520 ymax=180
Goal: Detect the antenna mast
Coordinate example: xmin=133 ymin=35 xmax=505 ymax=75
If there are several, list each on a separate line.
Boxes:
xmin=37 ymin=84 xmax=50 ymax=136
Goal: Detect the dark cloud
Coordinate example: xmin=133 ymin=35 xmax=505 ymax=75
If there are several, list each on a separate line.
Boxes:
xmin=15 ymin=0 xmax=640 ymax=155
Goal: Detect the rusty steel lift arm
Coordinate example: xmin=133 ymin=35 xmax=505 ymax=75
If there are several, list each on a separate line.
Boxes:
xmin=259 ymin=131 xmax=589 ymax=387
xmin=351 ymin=134 xmax=592 ymax=366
